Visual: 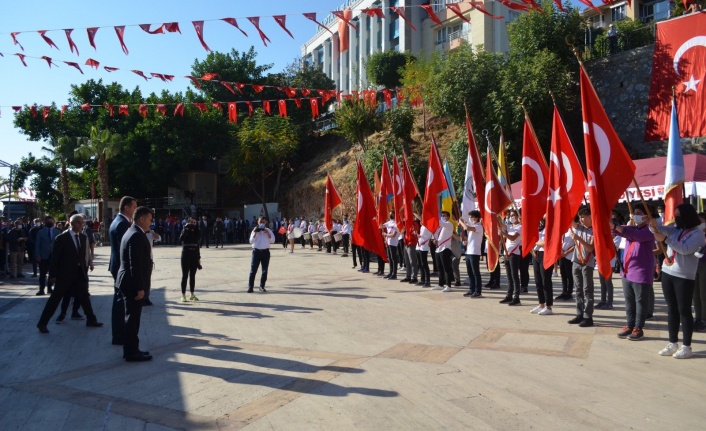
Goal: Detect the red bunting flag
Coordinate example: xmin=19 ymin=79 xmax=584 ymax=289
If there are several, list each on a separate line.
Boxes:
xmin=139 ymin=24 xmax=165 ymax=34
xmin=119 ymin=105 xmax=129 ymax=116
xmin=138 ymin=104 xmax=147 ymax=118
xmin=263 ymin=100 xmax=271 ymax=115
xmin=420 ymin=5 xmax=443 ymax=26
xmin=496 ymin=0 xmax=530 ymax=11
xmin=465 ymin=114 xmax=485 ymax=218
xmin=15 ymin=53 xmax=27 ymax=67
xmin=221 ymin=18 xmax=248 ymax=37
xmin=577 ymin=0 xmax=602 ymax=14
xmin=150 ymin=73 xmax=165 ymax=81
xmin=252 ymin=84 xmax=265 ymax=93
xmin=390 ymin=6 xmax=417 ymax=31
xmin=165 ymin=22 xmax=181 ymax=33
xmin=221 ymin=82 xmax=237 ymax=94
xmin=324 ymin=173 xmax=342 ymax=232
xmin=301 ymin=88 xmax=311 ymax=97
xmin=60 ymin=105 xmax=67 ymax=118
xmin=211 ymin=102 xmax=222 ymax=111
xmin=543 ymin=105 xmax=585 ymax=270
xmin=470 ymin=2 xmax=505 ymax=20
xmin=163 ymin=75 xmax=175 ymax=81
xmin=131 ymin=70 xmax=149 ymax=81
xmin=553 ymin=0 xmax=567 ymax=12
xmin=421 ymin=138 xmax=448 ymax=233
xmin=247 ymin=17 xmax=271 ymax=47
xmin=30 ymin=105 xmax=37 ymax=117
xmin=228 ymin=102 xmax=237 ymax=123
xmin=174 ymin=103 xmax=184 ymax=117
xmin=273 ymin=15 xmax=294 ymax=39
xmin=303 ymin=13 xmax=333 ymax=35
xmin=278 ymin=99 xmax=287 ymax=117
xmin=294 ymin=98 xmax=301 ymax=108
xmin=156 ymin=104 xmax=166 ymax=116
xmin=332 ymin=10 xmax=358 ymax=30
xmin=193 ymin=102 xmax=208 ymax=114
xmin=235 ymin=82 xmax=246 ymax=92
xmin=245 ymin=101 xmax=253 ymax=116
xmin=285 ymin=87 xmax=297 ymax=98
xmin=520 ymin=112 xmax=549 ymax=256
xmin=11 ymin=32 xmax=24 ymax=51
xmin=43 ymin=106 xmax=50 ymax=122
xmin=522 ymin=0 xmax=546 ymax=13
xmin=192 ymin=21 xmax=211 ymax=52
xmin=104 ymin=66 xmax=118 ymax=72
xmin=310 ymin=98 xmax=319 ymax=118
xmin=40 ymin=56 xmax=57 ymax=68
xmin=201 ymin=72 xmax=218 ymax=81
xmin=64 ymin=61 xmax=84 ymax=74
xmin=86 ymin=58 xmax=99 ymax=69
xmin=184 ymin=75 xmax=201 ymax=89
xmin=37 ymin=30 xmax=59 ymax=49
xmin=446 ymin=4 xmax=471 ymax=23
xmin=87 ymin=27 xmax=98 ymax=50
xmin=12 ymin=106 xmax=22 ymax=112
xmin=105 ymin=104 xmax=114 ymax=117
xmin=114 ymin=26 xmax=129 ymax=54
xmin=361 ymin=7 xmax=385 ymax=18
xmin=353 ymin=160 xmax=388 ymax=262
xmin=580 ymin=66 xmax=636 ymax=280
xmin=81 ymin=103 xmax=92 ymax=113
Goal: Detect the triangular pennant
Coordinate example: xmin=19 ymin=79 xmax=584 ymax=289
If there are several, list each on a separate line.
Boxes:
xmin=139 ymin=24 xmax=165 ymax=34
xmin=247 ymin=16 xmax=271 ymax=46
xmin=245 ymin=101 xmax=253 ymax=117
xmin=193 ymin=102 xmax=208 ymax=114
xmin=192 ymin=21 xmax=211 ymax=51
xmin=221 ymin=82 xmax=237 ymax=94
xmin=211 ymin=102 xmax=223 ymax=111
xmin=420 ymin=5 xmax=443 ymax=26
xmin=114 ymin=26 xmax=129 ymax=54
xmin=138 ymin=104 xmax=148 ymax=118
xmin=40 ymin=56 xmax=57 ymax=68
xmin=165 ymin=22 xmax=182 ymax=33
xmin=30 ymin=105 xmax=37 ymax=117
xmin=331 ymin=10 xmax=358 ymax=30
xmin=81 ymin=103 xmax=92 ymax=113
xmin=156 ymin=104 xmax=167 ymax=116
xmin=303 ymin=13 xmax=333 ymax=35
xmin=150 ymin=73 xmax=166 ymax=81
xmin=278 ymin=100 xmax=288 ymax=118
xmin=131 ymin=70 xmax=149 ymax=81
xmin=86 ymin=58 xmax=99 ymax=69
xmin=263 ymin=100 xmax=271 ymax=115
xmin=252 ymin=84 xmax=265 ymax=93
xmin=285 ymin=87 xmax=297 ymax=98
xmin=294 ymin=98 xmax=302 ymax=108
xmin=64 ymin=61 xmax=84 ymax=74
xmin=37 ymin=30 xmax=59 ymax=50
xmin=201 ymin=72 xmax=218 ymax=80
xmin=174 ymin=103 xmax=185 ymax=117
xmin=64 ymin=29 xmax=79 ymax=55
xmin=105 ymin=104 xmax=114 ymax=117
xmin=273 ymin=15 xmax=294 ymax=39
xmin=11 ymin=32 xmax=24 ymax=51
xmin=390 ymin=7 xmax=416 ymax=31
xmin=221 ymin=18 xmax=248 ymax=37
xmin=104 ymin=66 xmax=118 ymax=72
xmin=60 ymin=105 xmax=67 ymax=118
xmin=184 ymin=75 xmax=201 ymax=89
xmin=12 ymin=106 xmax=23 ymax=112
xmin=87 ymin=27 xmax=98 ymax=50
xmin=14 ymin=53 xmax=27 ymax=66
xmin=119 ymin=105 xmax=129 ymax=116
xmin=361 ymin=7 xmax=385 ymax=18
xmin=446 ymin=3 xmax=471 ymax=23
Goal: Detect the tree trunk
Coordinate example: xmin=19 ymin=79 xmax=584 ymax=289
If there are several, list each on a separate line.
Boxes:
xmin=272 ymin=162 xmax=283 ymax=202
xmin=261 ymin=174 xmax=269 ymax=221
xmin=60 ymin=160 xmax=71 ymax=217
xmin=98 ymin=155 xmax=111 ymax=244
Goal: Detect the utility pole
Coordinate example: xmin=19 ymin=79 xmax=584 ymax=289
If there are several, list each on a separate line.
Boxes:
xmin=0 ymin=159 xmax=30 ymax=221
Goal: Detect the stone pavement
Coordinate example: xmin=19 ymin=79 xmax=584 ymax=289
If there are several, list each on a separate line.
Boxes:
xmin=0 ymin=243 xmax=704 ymax=431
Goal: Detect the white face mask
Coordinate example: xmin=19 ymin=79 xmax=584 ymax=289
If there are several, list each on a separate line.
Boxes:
xmin=440 ymin=217 xmax=448 ymax=223
xmin=658 ymin=212 xmax=664 ymax=218
xmin=632 ymin=214 xmax=645 ymax=225
xmin=510 ymin=216 xmax=518 ymax=223
xmin=16 ymin=224 xmax=22 ymax=229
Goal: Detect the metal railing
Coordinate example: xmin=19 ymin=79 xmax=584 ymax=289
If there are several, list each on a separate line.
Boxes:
xmin=578 ymin=23 xmax=656 ymax=61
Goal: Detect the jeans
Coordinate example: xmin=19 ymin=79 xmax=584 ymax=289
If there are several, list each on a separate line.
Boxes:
xmin=248 ymin=249 xmax=271 ymax=288
xmin=465 ymin=254 xmax=482 ymax=294
xmin=505 ymin=254 xmax=521 ymax=300
xmin=533 ymin=251 xmax=553 ymax=306
xmin=661 ymin=272 xmax=695 ymax=346
xmin=560 ymin=257 xmax=574 ymax=296
xmin=599 ymin=274 xmax=614 ymax=305
xmin=622 ymin=279 xmax=650 ymax=329
xmin=417 ymin=250 xmax=430 ymax=284
xmin=573 ymin=262 xmax=594 ymax=318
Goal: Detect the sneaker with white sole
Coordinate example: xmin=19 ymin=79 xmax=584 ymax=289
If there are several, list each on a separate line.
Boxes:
xmin=538 ymin=307 xmax=553 ymax=315
xmin=658 ymin=343 xmax=679 ymax=356
xmin=530 ymin=305 xmax=543 ymax=314
xmin=673 ymin=345 xmax=693 ymax=359
xmin=432 ymin=285 xmax=443 ymax=290
xmin=441 ymin=286 xmax=452 ymax=292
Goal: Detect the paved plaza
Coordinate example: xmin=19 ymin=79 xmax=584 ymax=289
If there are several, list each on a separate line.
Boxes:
xmin=0 ymin=243 xmax=704 ymax=430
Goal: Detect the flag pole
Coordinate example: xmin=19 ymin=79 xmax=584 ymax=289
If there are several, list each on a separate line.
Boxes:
xmin=624 ymin=191 xmax=634 ymax=215
xmin=631 ymin=177 xmax=668 ymax=259
xmin=482 ymin=129 xmax=517 ymax=211
xmin=520 ymin=98 xmax=548 ymax=169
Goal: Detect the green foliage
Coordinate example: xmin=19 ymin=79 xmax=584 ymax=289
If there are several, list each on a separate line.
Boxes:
xmin=366 ymin=51 xmax=416 ymax=89
xmin=334 ymin=99 xmax=381 ymax=151
xmin=385 ymin=105 xmax=415 ymax=142
xmin=15 ymin=154 xmax=64 ymax=215
xmin=400 ymin=52 xmax=442 ymax=104
xmin=593 ymin=18 xmax=652 ymax=56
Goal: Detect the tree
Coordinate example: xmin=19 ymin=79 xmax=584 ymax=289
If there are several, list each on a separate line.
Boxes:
xmin=43 ymin=136 xmax=78 ymax=216
xmin=76 ymin=127 xmax=124 ymax=235
xmin=366 ymin=51 xmax=415 ymax=89
xmin=14 ymin=154 xmax=64 ymax=215
xmin=230 ymin=110 xmax=299 ymax=218
xmin=334 ymin=99 xmax=381 ymax=151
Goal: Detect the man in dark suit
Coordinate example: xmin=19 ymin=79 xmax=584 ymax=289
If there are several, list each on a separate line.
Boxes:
xmin=34 ymin=216 xmax=62 ymax=295
xmin=198 ymin=216 xmax=210 ymax=248
xmin=109 ymin=196 xmax=137 ymax=345
xmin=116 ymin=206 xmax=154 ymax=362
xmin=36 ymin=215 xmax=103 ymax=333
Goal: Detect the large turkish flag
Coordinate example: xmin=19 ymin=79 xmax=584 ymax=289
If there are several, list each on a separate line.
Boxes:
xmin=520 ymin=114 xmax=548 ymax=257
xmin=645 ymin=12 xmax=706 ymax=141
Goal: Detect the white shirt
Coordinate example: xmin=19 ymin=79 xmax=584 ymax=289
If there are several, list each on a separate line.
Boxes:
xmin=435 ymin=219 xmax=453 ymax=252
xmin=464 ymin=220 xmax=484 ymax=255
xmin=332 ymin=222 xmax=342 ymax=233
xmin=249 ymin=227 xmax=275 ymax=249
xmin=562 ymin=229 xmax=575 ymax=254
xmin=300 ymin=219 xmax=307 ymax=230
xmin=416 ymin=226 xmax=432 ymax=251
xmin=385 ymin=220 xmax=399 ymax=247
xmin=341 ymin=221 xmax=351 ymax=235
xmin=534 ymin=229 xmax=545 ymax=252
xmin=504 ymin=223 xmax=522 ymax=255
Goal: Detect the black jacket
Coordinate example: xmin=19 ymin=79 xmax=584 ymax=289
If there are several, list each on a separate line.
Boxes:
xmin=49 ymin=230 xmax=89 ymax=287
xmin=115 ymin=225 xmax=153 ymax=296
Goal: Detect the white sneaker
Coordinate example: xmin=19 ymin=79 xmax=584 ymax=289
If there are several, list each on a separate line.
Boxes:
xmin=658 ymin=343 xmax=679 ymax=356
xmin=442 ymin=286 xmax=452 ymax=292
xmin=538 ymin=307 xmax=553 ymax=315
xmin=673 ymin=345 xmax=693 ymax=359
xmin=432 ymin=285 xmax=443 ymax=290
xmin=530 ymin=305 xmax=543 ymax=314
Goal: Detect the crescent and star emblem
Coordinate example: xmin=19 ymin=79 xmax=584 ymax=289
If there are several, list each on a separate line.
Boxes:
xmin=673 ymin=36 xmax=706 ymax=93
xmin=521 ymin=156 xmax=545 ymax=198
xmin=583 ymin=122 xmax=611 ymax=175
xmin=484 ymin=180 xmax=496 ymax=215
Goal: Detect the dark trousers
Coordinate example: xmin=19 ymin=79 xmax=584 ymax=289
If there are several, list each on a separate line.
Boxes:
xmin=623 ymin=279 xmax=650 ymax=329
xmin=214 ymin=232 xmax=224 ymax=248
xmin=397 ymin=243 xmax=404 ymax=268
xmin=38 ymin=275 xmax=96 ymax=327
xmin=520 ymin=253 xmax=531 ymax=288
xmin=360 ymin=248 xmax=370 ymax=270
xmin=199 ymin=230 xmax=209 ymax=247
xmin=560 ymin=257 xmax=574 ymax=296
xmin=430 ymin=242 xmax=438 ymax=272
xmin=122 ymin=293 xmax=143 ymax=357
xmin=386 ymin=245 xmax=398 ymax=277
xmin=465 ymin=254 xmax=482 ymax=294
xmin=661 ymin=272 xmax=695 ymax=346
xmin=112 ymin=286 xmax=125 ymax=343
xmin=489 ymin=265 xmax=500 ymax=285
xmin=28 ymin=246 xmax=37 ymax=275
xmin=181 ymin=248 xmax=199 ymax=295
xmin=60 ymin=288 xmax=82 ymax=317
xmin=599 ymin=274 xmax=614 ymax=305
xmin=377 ymin=253 xmax=385 ymax=274
xmin=533 ymin=251 xmax=554 ymax=306
xmin=248 ymin=249 xmax=271 ymax=289
xmin=505 ymin=254 xmax=521 ymax=300
xmin=38 ymin=258 xmax=54 ymax=293
xmin=417 ymin=250 xmax=430 ymax=284
xmin=437 ymin=248 xmax=454 ymax=287
xmin=342 ymin=234 xmax=350 ymax=254
xmin=352 ymin=244 xmax=359 ymax=267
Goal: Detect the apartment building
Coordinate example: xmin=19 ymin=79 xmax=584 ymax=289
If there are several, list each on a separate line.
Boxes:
xmin=584 ymin=0 xmax=672 ymax=28
xmin=300 ymin=0 xmax=521 ymax=93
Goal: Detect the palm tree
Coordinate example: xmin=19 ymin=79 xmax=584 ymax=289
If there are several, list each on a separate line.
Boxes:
xmin=43 ymin=136 xmax=76 ymax=216
xmin=77 ymin=127 xmax=123 ymax=238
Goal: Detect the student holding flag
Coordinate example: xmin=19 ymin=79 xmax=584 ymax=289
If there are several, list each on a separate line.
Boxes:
xmin=499 ymin=209 xmax=522 ymax=306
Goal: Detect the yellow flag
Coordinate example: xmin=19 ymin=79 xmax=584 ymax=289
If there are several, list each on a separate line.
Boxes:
xmin=496 ymin=132 xmax=509 ymax=188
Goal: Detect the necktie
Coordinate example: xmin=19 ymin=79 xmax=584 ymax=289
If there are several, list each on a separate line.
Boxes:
xmin=74 ymin=234 xmax=80 ymax=252
xmin=49 ymin=229 xmax=53 ymax=242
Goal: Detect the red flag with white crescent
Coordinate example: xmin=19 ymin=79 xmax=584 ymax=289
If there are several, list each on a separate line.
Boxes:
xmin=378 ymin=155 xmax=394 ymax=232
xmin=482 ymin=146 xmax=512 ymax=272
xmin=192 ymin=21 xmax=211 ymax=52
xmin=114 ymin=26 xmax=129 ymax=54
xmin=352 ymin=161 xmax=388 ymax=261
xmin=520 ymin=113 xmax=548 ymax=256
xmin=392 ymin=156 xmax=404 ymax=231
xmin=247 ymin=17 xmax=271 ymax=47
xmin=87 ymin=27 xmax=98 ymax=50
xmin=38 ymin=30 xmax=59 ymax=49
xmin=324 ymin=173 xmax=342 ymax=232
xmin=222 ymin=18 xmax=248 ymax=37
xmin=228 ymin=102 xmax=237 ymax=123
xmin=421 ymin=138 xmax=447 ymax=233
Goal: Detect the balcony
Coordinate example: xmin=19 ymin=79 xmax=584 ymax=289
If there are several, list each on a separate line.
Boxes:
xmin=449 ymin=30 xmax=470 ymax=50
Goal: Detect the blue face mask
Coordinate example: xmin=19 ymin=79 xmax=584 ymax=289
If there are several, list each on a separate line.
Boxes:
xmin=259 ymin=223 xmax=265 ymax=229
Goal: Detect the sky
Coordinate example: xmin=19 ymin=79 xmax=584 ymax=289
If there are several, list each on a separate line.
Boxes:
xmin=0 ymin=0 xmax=346 ymax=172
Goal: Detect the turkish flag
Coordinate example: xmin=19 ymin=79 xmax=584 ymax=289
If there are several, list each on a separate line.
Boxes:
xmin=391 ymin=156 xmax=404 ymax=231
xmin=482 ymin=146 xmax=512 ymax=272
xmin=352 ymin=161 xmax=388 ymax=262
xmin=520 ymin=114 xmax=548 ymax=257
xmin=228 ymin=102 xmax=237 ymax=124
xmin=401 ymin=153 xmax=419 ymax=244
xmin=543 ymin=106 xmax=586 ymax=270
xmin=324 ymin=174 xmax=342 ymax=232
xmin=581 ymin=67 xmax=636 ymax=280
xmin=378 ymin=155 xmax=394 ymax=232
xmin=421 ymin=138 xmax=447 ymax=233
xmin=646 ymin=12 xmax=706 ymax=141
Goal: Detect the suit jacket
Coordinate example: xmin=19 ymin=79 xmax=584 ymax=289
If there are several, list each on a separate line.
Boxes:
xmin=115 ymin=225 xmax=153 ymax=296
xmin=49 ymin=230 xmax=89 ymax=287
xmin=109 ymin=214 xmax=131 ymax=277
xmin=34 ymin=226 xmax=62 ymax=260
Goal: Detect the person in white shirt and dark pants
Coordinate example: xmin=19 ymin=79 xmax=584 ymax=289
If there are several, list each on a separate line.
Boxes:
xmin=248 ymin=217 xmax=275 ymax=293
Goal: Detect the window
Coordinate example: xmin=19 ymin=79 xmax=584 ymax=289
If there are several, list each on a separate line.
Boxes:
xmin=436 ymin=27 xmax=448 ymax=45
xmin=390 ymin=17 xmax=399 ymax=39
xmin=611 ymin=4 xmax=627 ymax=21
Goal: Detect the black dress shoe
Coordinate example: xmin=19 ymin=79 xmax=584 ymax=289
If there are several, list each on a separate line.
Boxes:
xmin=499 ymin=297 xmax=513 ymax=304
xmin=578 ymin=318 xmax=594 ymax=327
xmin=463 ymin=291 xmax=474 ymax=297
xmin=247 ymin=288 xmax=254 ymax=293
xmin=388 ymin=276 xmax=397 ymax=280
xmin=112 ymin=339 xmax=124 ymax=345
xmin=567 ymin=315 xmax=584 ymax=324
xmin=259 ymin=286 xmax=267 ymax=292
xmin=399 ymin=278 xmax=411 ymax=282
xmin=37 ymin=325 xmax=49 ymax=334
xmin=143 ymin=299 xmax=153 ymax=306
xmin=35 ymin=291 xmax=46 ymax=296
xmin=86 ymin=321 xmax=104 ymax=328
xmin=125 ymin=353 xmax=153 ymax=362
xmin=508 ymin=300 xmax=522 ymax=306
xmin=409 ymin=278 xmax=418 ymax=284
